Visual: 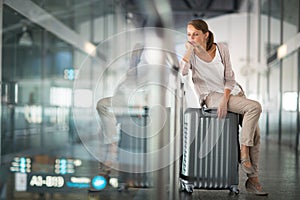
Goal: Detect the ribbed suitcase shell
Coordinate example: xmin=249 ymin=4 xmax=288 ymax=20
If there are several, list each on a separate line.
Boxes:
xmin=116 ymin=107 xmax=154 ymax=189
xmin=180 ymin=108 xmax=239 ymax=193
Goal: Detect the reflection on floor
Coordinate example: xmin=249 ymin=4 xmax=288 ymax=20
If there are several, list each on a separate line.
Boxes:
xmin=1 ymin=138 xmax=300 ymax=200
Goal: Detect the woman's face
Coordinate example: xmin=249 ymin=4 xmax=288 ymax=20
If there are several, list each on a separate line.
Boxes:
xmin=187 ymin=24 xmax=208 ymax=47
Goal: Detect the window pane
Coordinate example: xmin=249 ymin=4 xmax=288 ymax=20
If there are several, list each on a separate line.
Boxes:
xmin=281 ymin=52 xmax=298 ymax=147
xmin=268 ymin=63 xmax=280 ymax=138
xmin=283 ymin=0 xmax=299 ymax=42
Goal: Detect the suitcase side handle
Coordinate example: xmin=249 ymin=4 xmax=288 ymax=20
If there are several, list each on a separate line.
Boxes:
xmin=201 ymin=107 xmax=218 ymax=117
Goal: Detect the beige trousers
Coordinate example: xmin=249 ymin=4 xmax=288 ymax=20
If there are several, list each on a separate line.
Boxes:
xmin=96 ymin=96 xmax=124 ymax=170
xmin=96 ymin=96 xmax=119 ymax=144
xmin=205 ymin=92 xmax=261 ymax=178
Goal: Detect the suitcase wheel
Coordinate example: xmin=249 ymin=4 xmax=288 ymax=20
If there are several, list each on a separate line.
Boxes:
xmin=180 ymin=180 xmax=194 ymax=193
xmin=230 ymin=185 xmax=239 ymax=194
xmin=118 ymin=183 xmax=128 ymax=192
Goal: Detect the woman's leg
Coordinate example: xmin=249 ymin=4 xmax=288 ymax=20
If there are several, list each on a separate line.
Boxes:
xmin=226 ymin=95 xmax=262 ymax=175
xmin=245 ymin=125 xmax=268 ymax=195
xmin=206 ymin=92 xmax=267 ymax=195
xmin=96 ymin=97 xmax=119 ymax=170
xmin=248 ymin=125 xmax=260 ymax=177
xmin=205 ymin=92 xmax=261 ymax=147
xmin=96 ymin=97 xmax=118 ymax=143
xmin=206 ymin=93 xmax=260 ymax=168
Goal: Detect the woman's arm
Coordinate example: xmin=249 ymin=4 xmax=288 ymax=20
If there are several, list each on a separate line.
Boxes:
xmin=217 ymin=43 xmax=235 ymax=118
xmin=218 ymin=43 xmax=236 ymax=91
xmin=180 ymin=42 xmax=194 ymax=75
xmin=218 ymin=88 xmax=231 ymax=118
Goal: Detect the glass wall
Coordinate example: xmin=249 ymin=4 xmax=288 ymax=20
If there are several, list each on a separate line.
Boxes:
xmin=283 ymin=0 xmax=299 ymax=42
xmin=281 ymin=0 xmax=299 ymax=147
xmin=29 ymin=0 xmax=117 ymax=41
xmin=2 ymin=4 xmax=77 ymax=154
xmin=257 ymin=0 xmax=268 ymax=135
xmin=0 ymin=0 xmax=131 ymax=197
xmin=258 ymin=0 xmax=299 ymax=149
xmin=269 ymin=0 xmax=281 ymax=53
xmin=257 ymin=71 xmax=268 ymax=134
xmin=267 ymin=63 xmax=280 ymax=139
xmin=1 ymin=0 xmax=129 ymax=155
xmin=281 ymin=53 xmax=298 ymax=146
xmin=1 ymin=0 xmax=180 ymax=198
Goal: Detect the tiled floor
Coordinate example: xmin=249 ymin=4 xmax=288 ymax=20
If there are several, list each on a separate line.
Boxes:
xmin=1 ymin=138 xmax=300 ymax=200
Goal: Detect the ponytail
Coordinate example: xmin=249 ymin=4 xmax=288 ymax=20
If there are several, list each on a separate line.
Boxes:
xmin=206 ymin=30 xmax=214 ymax=51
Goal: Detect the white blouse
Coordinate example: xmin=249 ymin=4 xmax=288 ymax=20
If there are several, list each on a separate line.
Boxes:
xmin=193 ymin=46 xmax=225 ymax=96
xmin=181 ymin=45 xmax=241 ymax=102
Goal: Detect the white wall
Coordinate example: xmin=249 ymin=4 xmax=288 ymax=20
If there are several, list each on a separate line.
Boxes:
xmin=204 ymin=12 xmax=296 ymax=97
xmin=207 ymin=13 xmax=250 ymax=88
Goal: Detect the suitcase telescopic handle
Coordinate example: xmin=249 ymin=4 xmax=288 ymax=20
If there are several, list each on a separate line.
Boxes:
xmin=201 ymin=107 xmax=218 ymax=117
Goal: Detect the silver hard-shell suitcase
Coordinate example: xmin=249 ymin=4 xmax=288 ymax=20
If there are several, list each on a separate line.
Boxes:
xmin=116 ymin=107 xmax=154 ymax=190
xmin=180 ymin=108 xmax=239 ymax=194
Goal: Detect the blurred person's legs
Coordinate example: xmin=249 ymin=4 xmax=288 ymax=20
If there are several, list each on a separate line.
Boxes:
xmin=96 ymin=97 xmax=119 ymax=172
xmin=205 ymin=92 xmax=268 ymax=195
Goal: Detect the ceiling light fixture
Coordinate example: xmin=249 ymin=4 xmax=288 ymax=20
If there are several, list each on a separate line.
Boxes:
xmin=19 ymin=25 xmax=33 ymax=46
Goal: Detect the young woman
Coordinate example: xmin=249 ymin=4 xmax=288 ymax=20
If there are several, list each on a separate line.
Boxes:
xmin=180 ymin=19 xmax=268 ymax=196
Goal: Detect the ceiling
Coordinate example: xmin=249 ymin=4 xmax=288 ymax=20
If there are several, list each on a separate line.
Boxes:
xmin=120 ymin=0 xmax=245 ymax=28
xmin=170 ymin=0 xmax=243 ymax=17
xmin=4 ymin=0 xmax=298 ymax=35
xmin=3 ymin=0 xmax=246 ymax=40
xmin=3 ymin=0 xmax=245 ymax=32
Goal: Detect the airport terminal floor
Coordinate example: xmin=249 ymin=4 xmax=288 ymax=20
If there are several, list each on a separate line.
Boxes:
xmin=1 ymin=137 xmax=299 ymax=200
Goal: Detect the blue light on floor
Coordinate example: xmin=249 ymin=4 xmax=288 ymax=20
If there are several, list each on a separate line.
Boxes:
xmin=91 ymin=176 xmax=107 ymax=190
